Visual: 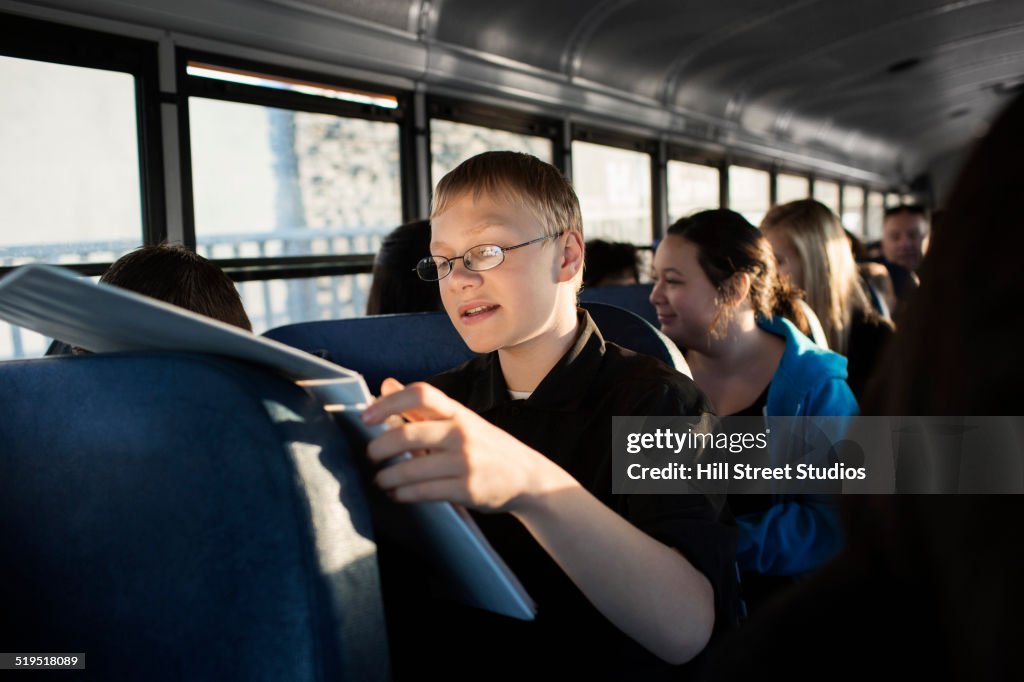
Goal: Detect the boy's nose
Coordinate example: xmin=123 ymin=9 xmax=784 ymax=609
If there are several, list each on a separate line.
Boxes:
xmin=447 ymin=259 xmax=481 ymax=289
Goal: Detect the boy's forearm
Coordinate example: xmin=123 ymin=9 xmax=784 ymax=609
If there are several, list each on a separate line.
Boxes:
xmin=511 ymin=463 xmax=715 ymax=664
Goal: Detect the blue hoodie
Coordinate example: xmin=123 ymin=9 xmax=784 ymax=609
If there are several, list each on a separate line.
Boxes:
xmin=734 ymin=315 xmax=858 ymax=577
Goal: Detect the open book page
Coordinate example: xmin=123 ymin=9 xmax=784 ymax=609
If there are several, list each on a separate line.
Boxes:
xmin=0 ymin=263 xmax=536 ymax=620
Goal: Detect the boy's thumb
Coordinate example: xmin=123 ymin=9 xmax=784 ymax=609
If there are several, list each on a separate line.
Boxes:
xmin=380 ymin=377 xmax=405 ymax=397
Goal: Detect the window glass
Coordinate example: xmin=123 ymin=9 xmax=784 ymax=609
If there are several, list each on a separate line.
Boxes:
xmin=0 ymin=55 xmax=142 ymax=268
xmin=189 ymin=98 xmax=402 ymax=255
xmin=866 ymin=191 xmax=885 ymax=240
xmin=813 ymin=180 xmax=840 ymax=215
xmin=0 ymin=323 xmax=51 ymax=361
xmin=237 ymin=272 xmax=376 ymax=334
xmin=842 ymin=185 xmax=865 ymax=236
xmin=667 ymin=160 xmax=719 ymax=223
xmin=728 ymin=166 xmax=770 ymax=226
xmin=776 ymin=173 xmax=809 ymax=205
xmin=572 ymin=141 xmax=652 ymax=243
xmin=430 ymin=119 xmax=553 ymax=186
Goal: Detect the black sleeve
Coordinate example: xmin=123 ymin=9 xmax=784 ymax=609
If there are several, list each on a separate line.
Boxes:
xmin=619 ymin=378 xmax=742 ymax=637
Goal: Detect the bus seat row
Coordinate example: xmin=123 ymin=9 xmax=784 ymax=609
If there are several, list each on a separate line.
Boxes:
xmin=263 ymin=300 xmax=689 ymax=390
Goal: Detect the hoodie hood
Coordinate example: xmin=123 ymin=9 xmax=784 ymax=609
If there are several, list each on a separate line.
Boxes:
xmin=758 ymin=315 xmax=854 ymax=417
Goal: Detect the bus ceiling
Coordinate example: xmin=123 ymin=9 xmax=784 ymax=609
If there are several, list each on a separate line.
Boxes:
xmin=5 ymin=0 xmax=1024 ymax=189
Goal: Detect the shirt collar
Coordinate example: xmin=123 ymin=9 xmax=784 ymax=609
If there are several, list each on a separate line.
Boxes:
xmin=466 ymin=308 xmax=606 ymax=413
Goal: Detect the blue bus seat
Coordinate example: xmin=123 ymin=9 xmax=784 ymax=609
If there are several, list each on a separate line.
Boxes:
xmin=0 ymin=353 xmax=388 ymax=681
xmin=579 ymin=283 xmax=658 ymax=326
xmin=263 ymin=301 xmax=689 ymax=392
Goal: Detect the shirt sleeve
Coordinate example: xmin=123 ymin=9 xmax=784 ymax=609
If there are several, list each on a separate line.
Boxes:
xmin=735 ymin=497 xmax=844 ymax=575
xmin=617 ymin=378 xmax=741 ymax=634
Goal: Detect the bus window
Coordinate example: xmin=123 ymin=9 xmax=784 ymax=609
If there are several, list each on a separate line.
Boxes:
xmin=843 ymin=185 xmax=866 ymax=236
xmin=729 ymin=166 xmax=770 ymax=226
xmin=0 ymin=56 xmax=143 ymax=264
xmin=813 ymin=179 xmax=840 ymax=215
xmin=776 ymin=173 xmax=809 ymax=205
xmin=667 ymin=160 xmax=719 ymax=223
xmin=1 ymin=55 xmax=145 ymax=360
xmin=430 ymin=119 xmax=553 ymax=187
xmin=236 ymin=272 xmax=375 ymax=334
xmin=572 ymin=141 xmax=652 ymax=244
xmin=189 ymin=98 xmax=402 ymax=252
xmin=866 ymin=191 xmax=885 ymax=240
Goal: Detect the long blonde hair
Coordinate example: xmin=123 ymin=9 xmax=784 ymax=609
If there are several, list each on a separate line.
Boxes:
xmin=761 ymin=200 xmax=870 ymax=354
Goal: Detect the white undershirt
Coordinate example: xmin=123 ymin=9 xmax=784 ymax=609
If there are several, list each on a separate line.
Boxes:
xmin=508 ymin=389 xmax=532 ymax=401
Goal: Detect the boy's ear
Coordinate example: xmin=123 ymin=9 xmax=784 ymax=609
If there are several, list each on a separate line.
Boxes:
xmin=557 ymin=230 xmax=585 ymax=283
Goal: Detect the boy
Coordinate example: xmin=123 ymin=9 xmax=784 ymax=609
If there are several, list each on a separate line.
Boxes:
xmin=362 ymin=152 xmax=736 ymax=679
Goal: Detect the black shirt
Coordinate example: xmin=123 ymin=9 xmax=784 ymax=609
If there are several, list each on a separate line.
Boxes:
xmin=385 ymin=310 xmax=739 ymax=680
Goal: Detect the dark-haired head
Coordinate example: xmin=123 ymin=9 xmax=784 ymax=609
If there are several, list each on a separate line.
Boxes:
xmin=366 ymin=220 xmax=443 ymax=315
xmin=46 ymin=243 xmax=251 ymax=355
xmin=102 ymin=244 xmax=251 ymax=330
xmin=583 ymin=239 xmax=640 ymax=288
xmin=661 ymin=209 xmax=808 ymax=337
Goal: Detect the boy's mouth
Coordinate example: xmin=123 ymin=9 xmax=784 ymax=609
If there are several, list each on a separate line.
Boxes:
xmin=459 ymin=302 xmax=500 ymax=321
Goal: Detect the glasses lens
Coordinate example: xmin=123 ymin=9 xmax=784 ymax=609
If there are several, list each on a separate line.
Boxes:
xmin=416 ymin=256 xmax=447 ymax=281
xmin=465 ymin=244 xmax=504 ymax=272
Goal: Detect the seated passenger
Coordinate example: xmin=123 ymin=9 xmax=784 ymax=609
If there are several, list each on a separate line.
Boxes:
xmin=363 ymin=152 xmax=738 ymax=679
xmin=761 ymin=200 xmax=895 ymax=399
xmin=47 ymin=243 xmax=251 ymax=354
xmin=365 ymin=219 xmax=443 ymax=315
xmin=583 ymin=239 xmax=641 ymax=287
xmin=650 ymin=209 xmax=857 ymax=610
xmin=713 ymin=89 xmax=1024 ymax=682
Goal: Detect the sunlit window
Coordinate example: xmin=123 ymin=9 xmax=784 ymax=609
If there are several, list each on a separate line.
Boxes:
xmin=729 ymin=166 xmax=770 ymax=226
xmin=572 ymin=141 xmax=652 ymax=243
xmin=813 ymin=180 xmax=840 ymax=215
xmin=430 ymin=119 xmax=553 ymax=186
xmin=189 ymin=98 xmax=403 ymax=256
xmin=667 ymin=160 xmax=719 ymax=223
xmin=776 ymin=173 xmax=809 ymax=205
xmin=842 ymin=185 xmax=865 ymax=236
xmin=866 ymin=191 xmax=885 ymax=240
xmin=0 ymin=56 xmax=142 ymax=268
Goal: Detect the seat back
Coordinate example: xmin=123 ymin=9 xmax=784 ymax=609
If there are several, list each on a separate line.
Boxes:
xmin=0 ymin=353 xmax=388 ymax=681
xmin=264 ymin=301 xmax=689 ymax=388
xmin=263 ymin=312 xmax=475 ymax=394
xmin=579 ymin=283 xmax=658 ymax=325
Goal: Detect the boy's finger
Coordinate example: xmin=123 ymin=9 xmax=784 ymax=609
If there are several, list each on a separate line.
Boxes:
xmin=366 ymin=420 xmax=454 ymax=463
xmin=380 ymin=377 xmax=404 ymax=397
xmin=390 ymin=478 xmax=466 ymax=505
xmin=374 ymin=451 xmax=467 ymax=490
xmin=363 ymin=382 xmax=458 ymax=425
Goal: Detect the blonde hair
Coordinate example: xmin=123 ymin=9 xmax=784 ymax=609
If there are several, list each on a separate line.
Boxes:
xmin=431 ymin=151 xmax=583 ymax=240
xmin=761 ymin=199 xmax=870 ymax=354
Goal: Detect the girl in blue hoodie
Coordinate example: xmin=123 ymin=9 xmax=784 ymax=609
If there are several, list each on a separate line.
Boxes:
xmin=650 ymin=209 xmax=858 ymax=610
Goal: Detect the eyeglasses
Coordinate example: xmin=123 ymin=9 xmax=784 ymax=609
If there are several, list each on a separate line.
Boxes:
xmin=414 ymin=233 xmax=562 ymax=282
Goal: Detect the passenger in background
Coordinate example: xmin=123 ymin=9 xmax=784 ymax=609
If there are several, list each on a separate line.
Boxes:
xmin=650 ymin=209 xmax=857 ymax=610
xmin=365 ymin=219 xmax=443 ymax=315
xmin=713 ymin=90 xmax=1024 ymax=682
xmin=881 ymin=204 xmax=929 ymax=273
xmin=583 ymin=239 xmax=640 ymax=287
xmin=46 ymin=243 xmax=251 ymax=354
xmin=761 ymin=200 xmax=894 ymax=399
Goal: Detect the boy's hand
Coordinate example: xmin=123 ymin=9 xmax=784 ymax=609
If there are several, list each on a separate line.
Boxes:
xmin=363 ymin=379 xmax=568 ymax=513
